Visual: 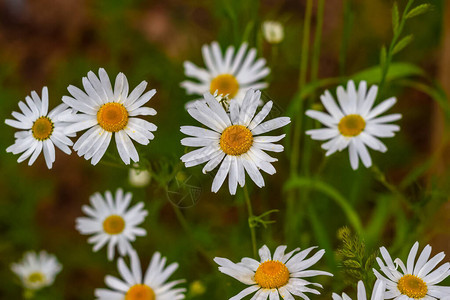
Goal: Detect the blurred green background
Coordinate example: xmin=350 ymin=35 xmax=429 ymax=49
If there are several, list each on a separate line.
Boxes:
xmin=0 ymin=0 xmax=449 ymax=299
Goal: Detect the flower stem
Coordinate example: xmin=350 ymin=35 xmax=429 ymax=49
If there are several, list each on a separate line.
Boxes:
xmin=23 ymin=289 xmax=35 ymax=300
xmin=243 ymin=185 xmax=257 ymax=258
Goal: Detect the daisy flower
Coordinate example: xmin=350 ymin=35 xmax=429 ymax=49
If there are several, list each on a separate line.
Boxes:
xmin=11 ymin=250 xmax=62 ymax=290
xmin=332 ymin=280 xmax=386 ymax=300
xmin=180 ymin=89 xmax=290 ymax=195
xmin=76 ymin=188 xmax=148 ymax=261
xmin=373 ymin=242 xmax=450 ymax=299
xmin=5 ymin=86 xmax=73 ymax=169
xmin=61 ymin=68 xmax=157 ymax=165
xmin=181 ymin=41 xmax=270 ymax=108
xmin=305 ymin=80 xmax=401 ymax=170
xmin=214 ymin=244 xmax=333 ymax=299
xmin=95 ymin=250 xmax=185 ymax=300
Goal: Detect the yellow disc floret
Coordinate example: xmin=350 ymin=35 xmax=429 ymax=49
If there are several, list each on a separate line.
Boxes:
xmin=126 ymin=284 xmax=155 ymax=300
xmin=97 ymin=103 xmax=129 ymax=132
xmin=220 ymin=125 xmax=253 ymax=156
xmin=28 ymin=272 xmax=45 ymax=284
xmin=210 ymin=74 xmax=240 ymax=98
xmin=338 ymin=114 xmax=366 ymax=137
xmin=32 ymin=116 xmax=54 ymax=140
xmin=103 ymin=215 xmax=125 ymax=235
xmin=254 ymin=260 xmax=290 ymax=289
xmin=397 ymin=274 xmax=428 ymax=298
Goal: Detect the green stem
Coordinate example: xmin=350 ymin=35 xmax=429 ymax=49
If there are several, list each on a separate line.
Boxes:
xmin=379 ymin=0 xmax=415 ymax=94
xmin=271 ymin=44 xmax=279 ymax=67
xmin=243 ymin=185 xmax=257 ymax=257
xmin=23 ymin=289 xmax=35 ymax=299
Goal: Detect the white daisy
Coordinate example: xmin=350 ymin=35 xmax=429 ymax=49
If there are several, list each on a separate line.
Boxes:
xmin=5 ymin=86 xmax=73 ymax=169
xmin=373 ymin=242 xmax=450 ymax=299
xmin=305 ymin=80 xmax=401 ymax=170
xmin=181 ymin=41 xmax=270 ymax=108
xmin=61 ymin=68 xmax=157 ymax=165
xmin=11 ymin=250 xmax=62 ymax=290
xmin=76 ymin=188 xmax=148 ymax=261
xmin=180 ymin=89 xmax=290 ymax=195
xmin=332 ymin=280 xmax=386 ymax=300
xmin=95 ymin=250 xmax=185 ymax=300
xmin=214 ymin=244 xmax=333 ymax=300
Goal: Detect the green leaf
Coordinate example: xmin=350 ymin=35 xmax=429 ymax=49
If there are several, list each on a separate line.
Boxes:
xmin=405 ymin=4 xmax=431 ymax=19
xmin=392 ymin=2 xmax=400 ymax=34
xmin=352 ymin=62 xmax=425 ymax=84
xmin=284 ymin=177 xmax=364 ymax=233
xmin=393 ymin=34 xmax=414 ymax=55
xmin=343 ymin=260 xmax=361 ymax=268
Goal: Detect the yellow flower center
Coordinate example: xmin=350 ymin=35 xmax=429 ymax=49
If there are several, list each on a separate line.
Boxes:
xmin=338 ymin=114 xmax=366 ymax=137
xmin=102 ymin=215 xmax=125 ymax=235
xmin=97 ymin=103 xmax=129 ymax=132
xmin=126 ymin=284 xmax=155 ymax=300
xmin=219 ymin=125 xmax=253 ymax=156
xmin=210 ymin=74 xmax=239 ymax=98
xmin=28 ymin=272 xmax=45 ymax=284
xmin=254 ymin=260 xmax=290 ymax=289
xmin=32 ymin=116 xmax=54 ymax=140
xmin=397 ymin=274 xmax=428 ymax=298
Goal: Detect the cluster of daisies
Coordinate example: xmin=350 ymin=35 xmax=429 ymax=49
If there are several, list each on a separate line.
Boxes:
xmin=6 ymin=41 xmax=402 ymax=189
xmin=7 ymin=41 xmax=448 ymax=299
xmin=5 ymin=68 xmax=158 ymax=168
xmin=12 ymin=238 xmax=450 ymax=299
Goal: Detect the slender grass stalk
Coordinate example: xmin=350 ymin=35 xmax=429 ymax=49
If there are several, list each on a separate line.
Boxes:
xmin=243 ymin=185 xmax=257 ymax=257
xmin=290 ymin=0 xmax=313 ymax=176
xmin=339 ymin=0 xmax=353 ymax=76
xmin=285 ymin=0 xmax=314 ymax=243
xmin=378 ymin=0 xmax=415 ymax=95
xmin=302 ymin=0 xmax=325 ymax=176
